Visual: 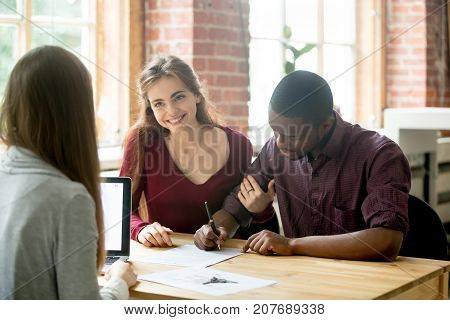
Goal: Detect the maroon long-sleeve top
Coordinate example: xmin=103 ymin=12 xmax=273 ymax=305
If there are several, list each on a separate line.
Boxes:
xmin=223 ymin=112 xmax=411 ymax=237
xmin=120 ymin=126 xmax=271 ymax=240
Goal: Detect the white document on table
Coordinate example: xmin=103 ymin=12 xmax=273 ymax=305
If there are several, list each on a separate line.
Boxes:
xmin=133 ymin=244 xmax=242 ymax=267
xmin=139 ymin=267 xmax=277 ymax=296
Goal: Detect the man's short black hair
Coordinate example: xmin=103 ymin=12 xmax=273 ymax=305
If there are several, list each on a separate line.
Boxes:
xmin=269 ymin=70 xmax=333 ymax=124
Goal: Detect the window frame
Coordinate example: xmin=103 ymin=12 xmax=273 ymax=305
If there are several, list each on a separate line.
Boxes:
xmin=248 ymin=0 xmax=358 ymax=123
xmin=0 ymin=0 xmax=141 ymax=170
xmin=0 ymin=0 xmax=96 ymax=79
xmin=355 ymin=0 xmax=386 ymax=128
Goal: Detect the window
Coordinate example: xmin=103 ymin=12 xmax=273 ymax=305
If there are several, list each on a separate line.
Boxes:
xmin=248 ymin=0 xmax=356 ymax=147
xmin=0 ymin=0 xmax=131 ymax=149
xmin=0 ymin=0 xmax=95 ymax=100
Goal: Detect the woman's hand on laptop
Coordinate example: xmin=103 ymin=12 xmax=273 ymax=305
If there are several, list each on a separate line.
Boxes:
xmin=106 ymin=260 xmax=137 ymax=288
xmin=138 ymin=222 xmax=174 ymax=247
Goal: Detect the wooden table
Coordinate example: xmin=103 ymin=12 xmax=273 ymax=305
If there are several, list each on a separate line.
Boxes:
xmin=102 ymin=233 xmax=450 ymax=299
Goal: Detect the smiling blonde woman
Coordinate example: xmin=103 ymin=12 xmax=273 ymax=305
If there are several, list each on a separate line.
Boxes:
xmin=121 ymin=55 xmax=278 ymax=248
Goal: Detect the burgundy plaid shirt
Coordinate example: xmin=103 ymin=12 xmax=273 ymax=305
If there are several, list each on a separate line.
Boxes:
xmin=223 ymin=112 xmax=411 ymax=237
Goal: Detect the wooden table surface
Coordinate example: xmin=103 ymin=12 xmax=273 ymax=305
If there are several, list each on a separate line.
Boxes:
xmin=102 ymin=233 xmax=450 ymax=300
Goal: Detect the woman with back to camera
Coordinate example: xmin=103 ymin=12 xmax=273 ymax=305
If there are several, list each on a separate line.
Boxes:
xmin=0 ymin=46 xmax=136 ymax=299
xmin=121 ymin=55 xmax=278 ymax=248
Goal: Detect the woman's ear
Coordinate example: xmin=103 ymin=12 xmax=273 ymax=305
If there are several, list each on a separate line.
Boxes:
xmin=195 ymin=94 xmax=201 ymax=104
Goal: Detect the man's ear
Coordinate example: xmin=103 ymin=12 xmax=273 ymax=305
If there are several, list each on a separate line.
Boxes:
xmin=318 ymin=115 xmax=335 ymax=139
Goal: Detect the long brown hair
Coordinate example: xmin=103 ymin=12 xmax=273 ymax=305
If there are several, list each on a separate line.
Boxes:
xmin=0 ymin=46 xmax=105 ymax=269
xmin=126 ymin=55 xmax=221 ymax=196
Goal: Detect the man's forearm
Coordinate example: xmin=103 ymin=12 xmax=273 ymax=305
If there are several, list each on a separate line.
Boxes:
xmin=289 ymin=227 xmax=404 ymax=261
xmin=213 ymin=209 xmax=240 ymax=239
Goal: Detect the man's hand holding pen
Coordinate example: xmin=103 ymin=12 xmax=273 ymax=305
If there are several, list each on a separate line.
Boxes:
xmin=196 ymin=201 xmax=226 ymax=250
xmin=204 ymin=201 xmax=222 ymax=250
xmin=194 ymin=223 xmax=228 ymax=251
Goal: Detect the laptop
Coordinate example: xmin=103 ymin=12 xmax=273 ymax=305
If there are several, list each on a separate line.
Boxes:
xmin=100 ymin=177 xmax=131 ymax=273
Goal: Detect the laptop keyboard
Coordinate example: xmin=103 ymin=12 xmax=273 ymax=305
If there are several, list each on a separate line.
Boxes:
xmin=105 ymin=256 xmax=120 ymax=265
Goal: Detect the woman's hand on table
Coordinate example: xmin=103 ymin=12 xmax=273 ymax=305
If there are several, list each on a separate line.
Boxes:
xmin=138 ymin=222 xmax=174 ymax=247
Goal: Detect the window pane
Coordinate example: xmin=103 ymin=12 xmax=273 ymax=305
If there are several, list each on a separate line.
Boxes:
xmin=0 ymin=0 xmax=17 ymax=15
xmin=249 ymin=0 xmax=284 ymax=39
xmin=286 ymin=0 xmax=317 ymax=43
xmin=31 ymin=25 xmax=83 ymax=53
xmin=293 ymin=42 xmax=318 ymax=74
xmin=323 ymin=44 xmax=355 ymax=122
xmin=32 ymin=0 xmax=87 ymax=19
xmin=324 ymin=0 xmax=355 ymax=44
xmin=0 ymin=25 xmax=18 ymax=96
xmin=248 ymin=38 xmax=284 ymax=143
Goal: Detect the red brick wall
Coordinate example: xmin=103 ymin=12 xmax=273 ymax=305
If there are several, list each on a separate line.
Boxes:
xmin=143 ymin=0 xmax=250 ymax=133
xmin=386 ymin=0 xmax=450 ymax=108
xmin=145 ymin=0 xmax=194 ymax=64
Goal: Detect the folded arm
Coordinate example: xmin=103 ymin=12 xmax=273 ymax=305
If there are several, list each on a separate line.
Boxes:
xmin=244 ymin=141 xmax=410 ymax=261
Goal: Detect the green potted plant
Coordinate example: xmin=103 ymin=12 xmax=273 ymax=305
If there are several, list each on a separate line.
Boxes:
xmin=282 ymin=25 xmax=315 ymax=75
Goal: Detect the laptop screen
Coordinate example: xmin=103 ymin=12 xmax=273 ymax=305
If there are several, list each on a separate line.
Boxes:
xmin=100 ymin=177 xmax=131 ymax=256
xmin=101 ymin=182 xmax=124 ymax=251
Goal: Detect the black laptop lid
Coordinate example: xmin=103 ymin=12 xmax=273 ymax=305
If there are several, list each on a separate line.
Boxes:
xmin=100 ymin=177 xmax=131 ymax=256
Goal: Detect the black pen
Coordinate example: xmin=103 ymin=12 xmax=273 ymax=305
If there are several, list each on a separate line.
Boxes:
xmin=204 ymin=201 xmax=221 ymax=250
